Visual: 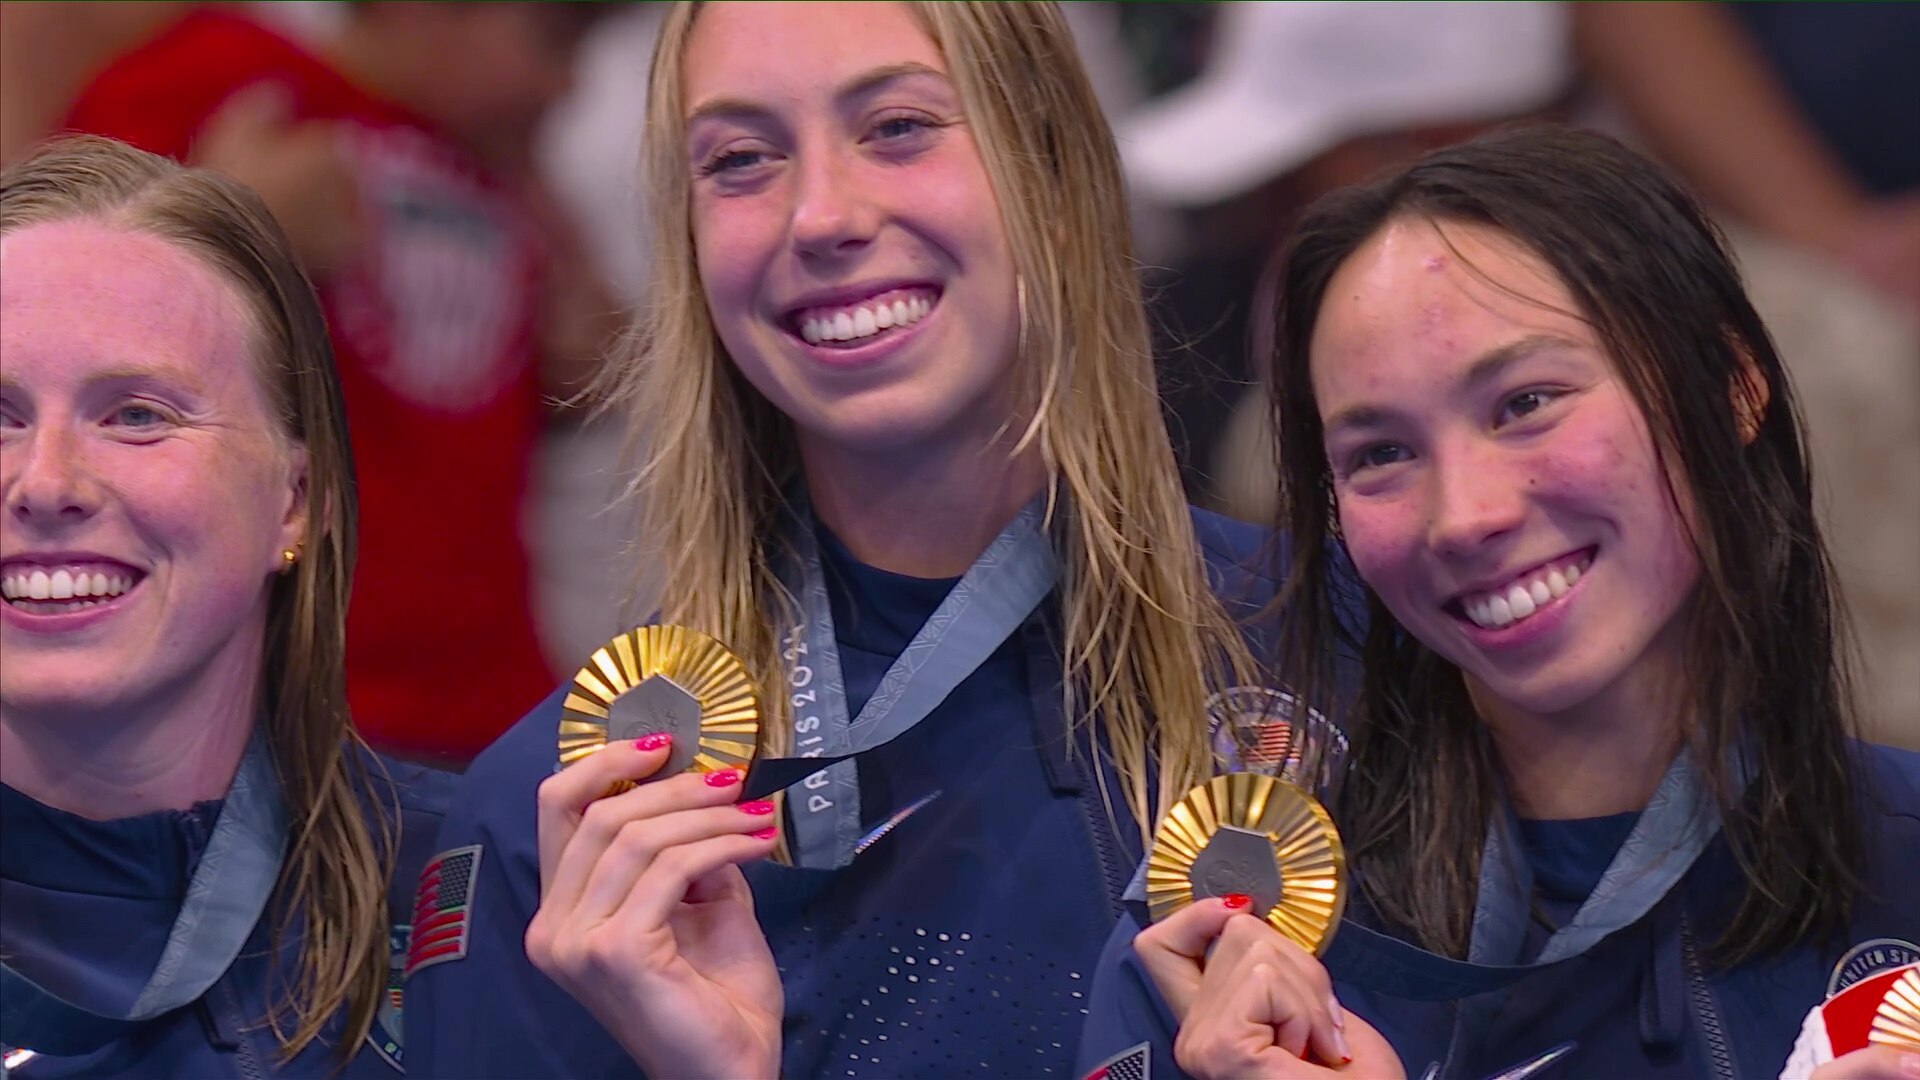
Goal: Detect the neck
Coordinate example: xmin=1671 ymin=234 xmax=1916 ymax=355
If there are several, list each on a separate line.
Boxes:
xmin=0 ymin=653 xmax=261 ymax=821
xmin=800 ymin=432 xmax=1047 ymax=578
xmin=1471 ymin=656 xmax=1688 ymax=820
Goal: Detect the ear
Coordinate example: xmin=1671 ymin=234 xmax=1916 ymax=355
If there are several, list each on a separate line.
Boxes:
xmin=1730 ymin=341 xmax=1771 ymax=446
xmin=273 ymin=443 xmax=311 ymax=575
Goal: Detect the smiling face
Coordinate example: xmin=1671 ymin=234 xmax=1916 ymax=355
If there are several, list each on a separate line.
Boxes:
xmin=681 ymin=0 xmax=1023 ymax=460
xmin=0 ymin=220 xmax=306 ymax=722
xmin=1310 ymin=216 xmax=1700 ymax=727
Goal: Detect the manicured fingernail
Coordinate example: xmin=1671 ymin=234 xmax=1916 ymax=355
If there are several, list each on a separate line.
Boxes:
xmin=1222 ymin=893 xmax=1251 ymax=910
xmin=750 ymin=826 xmax=778 ymax=840
xmin=1328 ymin=994 xmax=1345 ymax=1029
xmin=1898 ymin=1052 xmax=1920 ymax=1079
xmin=738 ymin=800 xmax=776 ymax=815
xmin=1334 ymin=1028 xmax=1351 ymax=1064
xmin=703 ymin=769 xmax=742 ymax=787
xmin=635 ymin=732 xmax=672 ymax=751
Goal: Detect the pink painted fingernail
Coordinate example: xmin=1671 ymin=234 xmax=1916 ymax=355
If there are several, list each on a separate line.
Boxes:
xmin=1222 ymin=893 xmax=1251 ymax=910
xmin=750 ymin=826 xmax=778 ymax=840
xmin=738 ymin=800 xmax=776 ymax=816
xmin=703 ymin=769 xmax=742 ymax=787
xmin=635 ymin=732 xmax=672 ymax=751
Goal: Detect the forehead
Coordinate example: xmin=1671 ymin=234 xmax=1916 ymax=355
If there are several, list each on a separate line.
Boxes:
xmin=0 ymin=219 xmax=256 ymax=390
xmin=1309 ymin=218 xmax=1591 ymax=396
xmin=682 ymin=1 xmax=945 ymax=107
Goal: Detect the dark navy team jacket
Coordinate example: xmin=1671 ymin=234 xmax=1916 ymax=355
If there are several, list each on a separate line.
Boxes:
xmin=0 ymin=752 xmax=453 ymax=1078
xmin=408 ymin=509 xmax=1282 ymax=1079
xmin=1078 ymin=742 xmax=1920 ymax=1080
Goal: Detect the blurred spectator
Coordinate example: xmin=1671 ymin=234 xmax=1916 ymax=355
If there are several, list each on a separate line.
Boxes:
xmin=0 ymin=3 xmax=187 ymax=167
xmin=59 ymin=2 xmax=620 ymax=765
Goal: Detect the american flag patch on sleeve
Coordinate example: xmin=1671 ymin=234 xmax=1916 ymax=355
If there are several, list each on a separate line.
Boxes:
xmin=1082 ymin=1042 xmax=1150 ymax=1080
xmin=405 ymin=844 xmax=483 ymax=977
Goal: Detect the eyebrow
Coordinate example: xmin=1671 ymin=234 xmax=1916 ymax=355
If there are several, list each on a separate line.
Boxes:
xmin=1322 ymin=333 xmax=1579 ymax=435
xmin=685 ymin=62 xmax=951 ymax=127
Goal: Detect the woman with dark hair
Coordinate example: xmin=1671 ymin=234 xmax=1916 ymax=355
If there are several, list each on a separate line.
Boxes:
xmin=0 ymin=135 xmax=449 ymax=1077
xmin=1077 ymin=126 xmax=1920 ymax=1080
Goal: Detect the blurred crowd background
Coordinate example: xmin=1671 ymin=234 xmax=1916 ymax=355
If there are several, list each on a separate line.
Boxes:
xmin=4 ymin=1 xmax=1914 ymax=760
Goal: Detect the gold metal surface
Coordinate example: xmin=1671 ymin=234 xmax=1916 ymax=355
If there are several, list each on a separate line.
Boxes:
xmin=1870 ymin=966 xmax=1920 ymax=1051
xmin=557 ymin=625 xmax=760 ymax=785
xmin=1145 ymin=772 xmax=1347 ymax=956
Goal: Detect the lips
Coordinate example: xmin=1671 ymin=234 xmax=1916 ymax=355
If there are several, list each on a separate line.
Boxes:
xmin=1 ymin=559 xmax=145 ymax=614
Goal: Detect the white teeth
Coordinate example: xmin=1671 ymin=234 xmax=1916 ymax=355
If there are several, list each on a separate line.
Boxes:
xmin=28 ymin=571 xmax=51 ymax=600
xmin=1528 ymin=580 xmax=1552 ymax=606
xmin=1547 ymin=568 xmax=1569 ymax=597
xmin=799 ymin=293 xmax=935 ymax=346
xmin=1487 ymin=594 xmax=1513 ymax=626
xmin=2 ymin=567 xmax=136 ymax=605
xmin=1565 ymin=563 xmax=1581 ymax=585
xmin=71 ymin=572 xmax=93 ymax=598
xmin=1507 ymin=585 xmax=1536 ymax=620
xmin=49 ymin=570 xmax=74 ymax=599
xmin=92 ymin=572 xmax=109 ymax=596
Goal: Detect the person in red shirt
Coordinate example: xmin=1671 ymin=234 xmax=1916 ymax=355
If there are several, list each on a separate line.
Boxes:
xmin=63 ymin=3 xmax=613 ymax=764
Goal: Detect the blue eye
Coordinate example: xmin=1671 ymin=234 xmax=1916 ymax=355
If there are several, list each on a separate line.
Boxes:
xmin=108 ymin=403 xmax=166 ymax=427
xmin=699 ymin=147 xmax=768 ymax=176
xmin=873 ymin=115 xmax=932 ymax=140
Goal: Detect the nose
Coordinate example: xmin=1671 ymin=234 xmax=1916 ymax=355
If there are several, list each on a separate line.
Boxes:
xmin=789 ymin=138 xmax=878 ymax=261
xmin=1426 ymin=441 xmax=1525 ymax=559
xmin=4 ymin=423 xmax=101 ymax=531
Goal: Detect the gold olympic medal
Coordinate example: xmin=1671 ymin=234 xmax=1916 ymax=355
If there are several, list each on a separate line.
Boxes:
xmin=558 ymin=625 xmax=761 ymax=792
xmin=1146 ymin=772 xmax=1347 ymax=956
xmin=1870 ymin=966 xmax=1920 ymax=1051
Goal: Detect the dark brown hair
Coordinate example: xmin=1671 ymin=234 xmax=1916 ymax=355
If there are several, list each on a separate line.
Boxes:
xmin=1266 ymin=125 xmax=1861 ymax=964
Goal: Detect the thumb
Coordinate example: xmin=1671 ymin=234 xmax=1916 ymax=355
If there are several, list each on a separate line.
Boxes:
xmin=1134 ymin=898 xmax=1249 ymax=1020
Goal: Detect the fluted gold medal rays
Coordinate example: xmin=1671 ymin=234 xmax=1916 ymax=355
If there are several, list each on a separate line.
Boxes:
xmin=558 ymin=625 xmax=761 ymax=794
xmin=1146 ymin=773 xmax=1347 ymax=956
xmin=1871 ymin=966 xmax=1920 ymax=1051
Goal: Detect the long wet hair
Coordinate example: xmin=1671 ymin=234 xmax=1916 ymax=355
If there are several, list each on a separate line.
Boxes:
xmin=1265 ymin=126 xmax=1860 ymax=964
xmin=1 ymin=136 xmax=389 ymax=1062
xmin=610 ymin=1 xmax=1260 ymax=833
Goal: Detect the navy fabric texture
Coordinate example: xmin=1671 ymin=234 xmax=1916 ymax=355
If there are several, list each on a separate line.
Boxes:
xmin=1077 ymin=743 xmax=1920 ymax=1080
xmin=1 ymin=752 xmax=454 ymax=1078
xmin=408 ymin=508 xmax=1281 ymax=1078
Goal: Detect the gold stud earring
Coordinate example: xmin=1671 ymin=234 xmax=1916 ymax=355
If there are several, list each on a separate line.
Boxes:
xmin=282 ymin=548 xmax=299 ymax=572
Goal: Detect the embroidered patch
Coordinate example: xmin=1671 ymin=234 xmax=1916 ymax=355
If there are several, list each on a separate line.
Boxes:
xmin=405 ymin=845 xmax=483 ymax=977
xmin=365 ymin=924 xmax=408 ymax=1070
xmin=1831 ymin=938 xmax=1920 ymax=996
xmin=1082 ymin=1042 xmax=1150 ymax=1080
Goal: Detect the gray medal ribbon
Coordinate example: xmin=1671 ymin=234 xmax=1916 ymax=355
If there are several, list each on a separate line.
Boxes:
xmin=775 ymin=493 xmax=1059 ymax=869
xmin=0 ymin=733 xmax=288 ymax=1055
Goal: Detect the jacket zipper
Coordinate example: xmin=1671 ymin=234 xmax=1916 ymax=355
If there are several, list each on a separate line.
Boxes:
xmin=1679 ymin=916 xmax=1736 ymax=1080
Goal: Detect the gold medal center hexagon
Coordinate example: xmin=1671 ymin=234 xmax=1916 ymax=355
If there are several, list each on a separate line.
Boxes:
xmin=1146 ymin=772 xmax=1347 ymax=956
xmin=557 ymin=624 xmax=761 ymax=788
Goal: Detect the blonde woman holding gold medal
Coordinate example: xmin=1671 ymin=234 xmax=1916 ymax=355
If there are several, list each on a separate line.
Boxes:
xmin=408 ymin=3 xmax=1282 ymax=1078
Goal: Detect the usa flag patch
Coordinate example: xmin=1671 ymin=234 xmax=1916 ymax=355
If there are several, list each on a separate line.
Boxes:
xmin=405 ymin=845 xmax=482 ymax=977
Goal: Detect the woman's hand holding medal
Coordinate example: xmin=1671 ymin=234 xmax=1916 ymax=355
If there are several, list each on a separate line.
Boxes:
xmin=1136 ymin=899 xmax=1402 ymax=1080
xmin=526 ymin=735 xmax=781 ymax=1080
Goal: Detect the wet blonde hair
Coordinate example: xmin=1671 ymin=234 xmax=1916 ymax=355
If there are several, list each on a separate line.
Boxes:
xmin=611 ymin=2 xmax=1259 ymax=832
xmin=0 ymin=136 xmax=389 ymax=1064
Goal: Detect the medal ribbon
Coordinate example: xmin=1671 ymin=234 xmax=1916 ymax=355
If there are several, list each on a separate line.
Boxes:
xmin=0 ymin=733 xmax=288 ymax=1055
xmin=772 ymin=492 xmax=1059 ymax=870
